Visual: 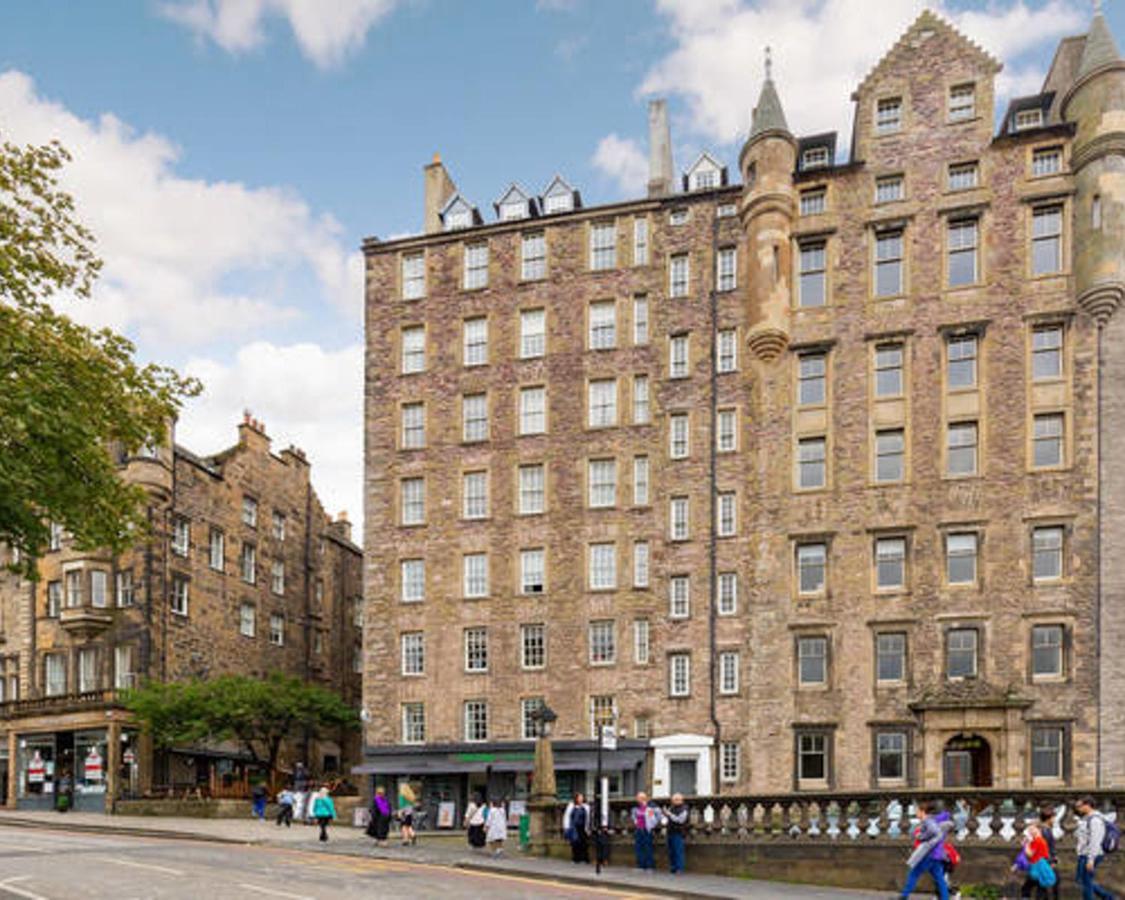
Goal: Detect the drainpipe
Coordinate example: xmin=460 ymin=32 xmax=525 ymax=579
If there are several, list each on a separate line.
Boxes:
xmin=1095 ymin=323 xmax=1103 ymax=787
xmin=708 ymin=209 xmax=721 ymax=794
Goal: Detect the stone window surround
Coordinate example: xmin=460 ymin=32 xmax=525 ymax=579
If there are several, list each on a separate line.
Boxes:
xmin=1027 ymin=516 xmax=1073 ymax=586
xmin=1027 ymin=719 xmax=1072 ymax=785
xmin=791 ymin=531 xmax=834 ymax=600
xmin=869 ymin=723 xmax=915 ymax=788
xmin=793 ymin=723 xmax=836 ymax=792
xmin=1026 ymin=617 xmax=1071 ymax=684
xmin=792 ymin=628 xmax=833 ymax=690
xmin=871 ymin=627 xmax=911 ymax=687
xmin=1024 ymin=195 xmax=1069 ymax=280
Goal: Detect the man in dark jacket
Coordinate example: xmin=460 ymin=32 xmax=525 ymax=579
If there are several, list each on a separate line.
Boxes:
xmin=664 ymin=793 xmax=689 ymax=874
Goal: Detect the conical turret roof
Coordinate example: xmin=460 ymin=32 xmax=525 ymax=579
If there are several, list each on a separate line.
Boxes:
xmin=1077 ymin=10 xmax=1122 ymax=79
xmin=750 ymin=77 xmax=789 ymax=139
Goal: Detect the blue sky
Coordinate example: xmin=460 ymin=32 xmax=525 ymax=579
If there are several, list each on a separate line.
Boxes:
xmin=1 ymin=0 xmax=1119 ymax=524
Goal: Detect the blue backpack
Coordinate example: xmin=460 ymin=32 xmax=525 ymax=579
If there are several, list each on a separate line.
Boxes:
xmin=1102 ymin=816 xmax=1121 ymax=855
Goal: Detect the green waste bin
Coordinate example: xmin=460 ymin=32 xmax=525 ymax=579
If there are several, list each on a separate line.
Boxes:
xmin=519 ymin=813 xmax=530 ymax=850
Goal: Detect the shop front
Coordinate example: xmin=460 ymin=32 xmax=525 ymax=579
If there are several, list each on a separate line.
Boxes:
xmin=15 ymin=729 xmax=109 ymax=812
xmin=354 ymin=740 xmax=649 ymax=830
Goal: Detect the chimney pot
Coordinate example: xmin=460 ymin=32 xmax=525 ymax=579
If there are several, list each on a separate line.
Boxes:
xmin=647 ymin=99 xmax=675 ymax=198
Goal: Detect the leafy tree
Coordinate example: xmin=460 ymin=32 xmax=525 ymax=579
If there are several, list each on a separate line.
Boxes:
xmin=0 ymin=139 xmax=199 ymax=577
xmin=125 ymin=673 xmax=360 ymax=777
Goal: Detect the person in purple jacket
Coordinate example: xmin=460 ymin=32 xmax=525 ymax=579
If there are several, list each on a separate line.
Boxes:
xmin=900 ymin=801 xmax=953 ymax=899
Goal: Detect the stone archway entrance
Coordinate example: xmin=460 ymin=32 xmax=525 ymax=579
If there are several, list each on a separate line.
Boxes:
xmin=943 ymin=734 xmax=992 ymax=788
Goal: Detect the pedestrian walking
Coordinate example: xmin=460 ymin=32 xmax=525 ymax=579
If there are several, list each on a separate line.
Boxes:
xmin=366 ymin=786 xmax=392 ymax=845
xmin=485 ymin=798 xmax=508 ymax=857
xmin=311 ymin=785 xmax=336 ymax=843
xmin=563 ymin=792 xmax=592 ymax=864
xmin=292 ymin=763 xmax=310 ymax=823
xmin=899 ymin=801 xmax=953 ymax=900
xmin=251 ymin=781 xmax=268 ymax=822
xmin=464 ymin=794 xmax=487 ymax=850
xmin=664 ymin=792 xmax=689 ymax=875
xmin=1015 ymin=816 xmax=1059 ymax=899
xmin=630 ymin=791 xmax=662 ymax=872
xmin=1075 ymin=796 xmax=1118 ymax=900
xmin=275 ymin=786 xmax=295 ymax=827
xmin=397 ymin=782 xmax=418 ymax=846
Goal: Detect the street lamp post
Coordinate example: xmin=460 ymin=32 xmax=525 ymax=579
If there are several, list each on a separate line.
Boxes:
xmin=527 ymin=704 xmax=558 ymax=854
xmin=592 ymin=702 xmax=617 ymax=876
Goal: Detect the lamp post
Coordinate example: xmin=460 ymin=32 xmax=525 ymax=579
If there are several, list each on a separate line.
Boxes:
xmin=592 ymin=702 xmax=617 ymax=876
xmin=527 ymin=704 xmax=558 ymax=854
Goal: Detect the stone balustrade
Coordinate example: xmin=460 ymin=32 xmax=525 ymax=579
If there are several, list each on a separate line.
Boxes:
xmin=591 ymin=790 xmax=1122 ymax=846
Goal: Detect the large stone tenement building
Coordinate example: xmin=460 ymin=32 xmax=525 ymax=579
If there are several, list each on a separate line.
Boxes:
xmin=361 ymin=10 xmax=1125 ymax=808
xmin=0 ymin=416 xmax=363 ymax=811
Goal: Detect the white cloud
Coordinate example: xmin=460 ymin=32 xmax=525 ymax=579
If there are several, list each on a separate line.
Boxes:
xmin=641 ymin=0 xmax=1085 ymax=151
xmin=591 ymin=133 xmax=649 ymax=196
xmin=0 ymin=70 xmax=362 ymax=345
xmin=159 ymin=0 xmax=398 ymax=68
xmin=180 ymin=341 xmax=365 ymax=532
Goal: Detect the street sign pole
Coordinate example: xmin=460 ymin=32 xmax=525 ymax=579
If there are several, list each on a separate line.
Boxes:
xmin=595 ymin=721 xmax=603 ymax=875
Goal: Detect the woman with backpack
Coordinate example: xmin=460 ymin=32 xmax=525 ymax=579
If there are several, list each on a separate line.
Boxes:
xmin=1014 ymin=808 xmax=1059 ymax=899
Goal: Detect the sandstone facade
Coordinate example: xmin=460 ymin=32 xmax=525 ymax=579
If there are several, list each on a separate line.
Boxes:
xmin=362 ymin=11 xmax=1125 ymax=796
xmin=0 ymin=417 xmax=363 ymax=809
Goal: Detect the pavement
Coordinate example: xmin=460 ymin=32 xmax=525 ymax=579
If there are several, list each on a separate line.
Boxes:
xmin=0 ymin=811 xmax=881 ymax=898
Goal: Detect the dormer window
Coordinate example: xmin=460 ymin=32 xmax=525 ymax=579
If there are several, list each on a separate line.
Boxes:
xmin=949 ymin=84 xmax=975 ymax=122
xmin=543 ymin=193 xmax=570 ymax=214
xmin=1014 ymin=108 xmax=1043 ymax=131
xmin=495 ymin=184 xmax=535 ymax=222
xmin=670 ymin=208 xmax=689 ymax=226
xmin=684 ymin=152 xmax=725 ymax=192
xmin=802 ymin=147 xmax=829 ymax=170
xmin=694 ymin=170 xmax=716 ymax=189
xmin=442 ymin=195 xmax=475 ymax=232
xmin=541 ymin=175 xmax=579 ymax=215
xmin=876 ymin=97 xmax=902 ymax=135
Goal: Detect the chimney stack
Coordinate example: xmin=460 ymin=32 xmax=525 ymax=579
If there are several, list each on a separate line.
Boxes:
xmin=424 ymin=152 xmax=457 ymax=234
xmin=647 ymin=99 xmax=675 ymax=198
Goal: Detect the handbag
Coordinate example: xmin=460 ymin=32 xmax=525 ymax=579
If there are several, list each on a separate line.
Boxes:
xmin=1029 ymin=858 xmax=1057 ymax=888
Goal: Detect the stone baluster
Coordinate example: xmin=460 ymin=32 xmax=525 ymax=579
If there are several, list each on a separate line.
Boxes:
xmin=865 ymin=798 xmax=883 ymax=839
xmin=974 ymin=804 xmax=996 ymax=841
xmin=786 ymin=801 xmax=804 ymax=838
xmin=735 ymin=802 xmax=749 ymax=839
xmin=886 ymin=799 xmax=904 ymax=838
xmin=769 ymin=801 xmax=784 ymax=837
xmin=752 ymin=802 xmax=766 ymax=838
xmin=826 ymin=800 xmax=841 ymax=839
xmin=807 ymin=801 xmax=823 ymax=838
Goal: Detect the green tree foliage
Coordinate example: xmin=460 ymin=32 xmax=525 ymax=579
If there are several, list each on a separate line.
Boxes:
xmin=125 ymin=674 xmax=360 ymax=776
xmin=0 ymin=139 xmax=200 ymax=576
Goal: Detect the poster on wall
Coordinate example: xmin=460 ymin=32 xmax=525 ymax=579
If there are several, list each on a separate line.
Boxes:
xmin=27 ymin=751 xmax=45 ymax=784
xmin=507 ymin=800 xmax=527 ymax=826
xmin=84 ymin=747 xmax=104 ymax=782
xmin=437 ymin=801 xmax=456 ymax=829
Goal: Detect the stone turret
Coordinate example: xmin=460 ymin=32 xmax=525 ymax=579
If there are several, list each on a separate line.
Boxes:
xmin=1063 ymin=7 xmax=1125 ymax=325
xmin=739 ymin=49 xmax=797 ymax=363
xmin=1061 ymin=8 xmax=1125 ymax=787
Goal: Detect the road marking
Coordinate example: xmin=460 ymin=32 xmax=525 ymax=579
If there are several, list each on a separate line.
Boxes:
xmin=0 ymin=876 xmax=50 ymax=900
xmin=236 ymin=885 xmax=314 ymax=900
xmin=92 ymin=856 xmax=184 ymax=876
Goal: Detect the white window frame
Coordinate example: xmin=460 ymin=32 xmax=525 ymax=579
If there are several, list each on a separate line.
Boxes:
xmin=719 ymin=651 xmax=739 ymax=695
xmin=464 ymin=627 xmax=489 ymax=673
xmin=670 ymin=496 xmax=690 ymax=541
xmin=718 ymin=572 xmax=738 ymax=615
xmin=717 ymin=247 xmax=736 ymax=292
xmin=401 ymin=559 xmax=425 ymax=603
xmin=520 ymin=232 xmax=546 ymax=281
xmin=669 ymin=412 xmax=690 ymax=459
xmin=633 ymin=541 xmax=650 ymax=588
xmin=633 ymin=296 xmax=649 ymax=345
xmin=587 ymin=379 xmax=618 ymax=428
xmin=669 ymin=253 xmax=690 ymax=298
xmin=518 ymin=464 xmax=545 ymax=515
xmin=588 ymin=543 xmax=617 ymax=591
xmin=402 ymin=251 xmax=425 ymax=299
xmin=521 ymin=623 xmax=546 ymax=670
xmin=716 ymin=328 xmax=737 ymax=373
xmin=589 ymin=300 xmax=617 ymax=350
xmin=463 ymin=553 xmax=489 ymax=598
xmin=519 ymin=386 xmax=547 ymax=435
xmin=716 ymin=491 xmax=737 ymax=537
xmin=462 ymin=470 xmax=489 ymax=519
xmin=669 ymin=574 xmax=690 ymax=619
xmin=634 ymin=619 xmax=650 ymax=664
xmin=669 ymin=334 xmax=689 ymax=378
xmin=402 ymin=631 xmax=425 ymax=676
xmin=463 ymin=317 xmax=489 ymax=367
xmin=401 ymin=477 xmax=425 ymax=526
xmin=589 ymin=620 xmax=616 ymax=665
xmin=402 ymin=325 xmax=425 ymax=374
xmin=633 ymin=217 xmax=649 ymax=266
xmin=519 ymin=308 xmax=546 ymax=359
xmin=520 ymin=548 xmax=546 ymax=595
xmin=590 ymin=222 xmax=617 ymax=270
xmin=669 ymin=653 xmax=691 ymax=697
xmin=239 ymin=602 xmax=256 ymax=638
xmin=463 ymin=241 xmax=489 ymax=290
